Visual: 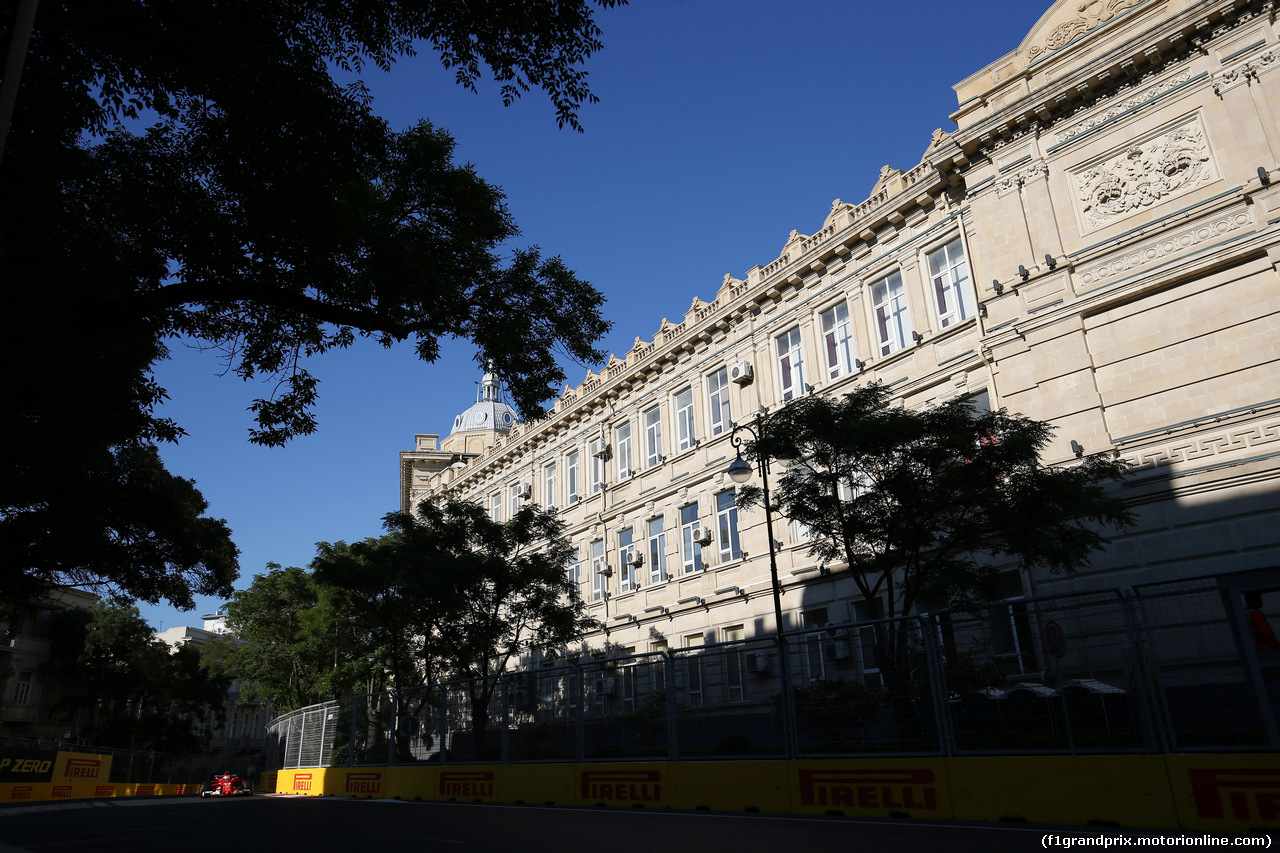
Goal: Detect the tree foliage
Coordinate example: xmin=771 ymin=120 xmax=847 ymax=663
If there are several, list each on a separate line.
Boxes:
xmin=204 ymin=564 xmax=372 ymax=714
xmin=738 ymin=383 xmax=1134 ymax=622
xmin=46 ymin=602 xmax=231 ymax=753
xmin=214 ymin=501 xmax=593 ymax=726
xmin=0 ymin=0 xmax=619 ymax=607
xmin=313 ymin=500 xmax=594 ymax=732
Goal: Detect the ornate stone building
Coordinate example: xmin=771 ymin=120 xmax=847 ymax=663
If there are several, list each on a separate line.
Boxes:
xmin=401 ymin=0 xmax=1280 ymax=657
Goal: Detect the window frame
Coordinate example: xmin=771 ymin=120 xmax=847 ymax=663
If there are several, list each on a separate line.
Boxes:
xmin=589 ymin=438 xmax=606 ymax=494
xmin=716 ymin=489 xmax=741 ymax=562
xmin=926 ymin=236 xmax=975 ymax=330
xmin=674 ymin=387 xmax=696 ymax=453
xmin=647 ymin=515 xmax=668 ymax=585
xmin=680 ymin=503 xmax=703 ymax=575
xmin=543 ymin=461 xmax=557 ymax=509
xmin=776 ymin=326 xmax=806 ymax=402
xmin=566 ymin=450 xmax=580 ymax=504
xmin=870 ymin=269 xmax=911 ymax=357
xmin=643 ymin=405 xmax=664 ymax=468
xmin=590 ymin=539 xmax=607 ymax=602
xmin=614 ymin=421 xmax=633 ymax=480
xmin=819 ymin=300 xmax=855 ymax=380
xmin=618 ymin=528 xmax=637 ymax=593
xmin=707 ymin=367 xmax=731 ymax=437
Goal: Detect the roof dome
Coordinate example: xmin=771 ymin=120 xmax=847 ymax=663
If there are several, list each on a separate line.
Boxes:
xmin=449 ymin=370 xmax=517 ymax=435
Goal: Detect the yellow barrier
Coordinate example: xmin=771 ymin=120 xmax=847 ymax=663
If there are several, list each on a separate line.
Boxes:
xmin=7 ymin=750 xmax=1271 ymax=833
xmin=262 ymin=755 xmax=1280 ymax=833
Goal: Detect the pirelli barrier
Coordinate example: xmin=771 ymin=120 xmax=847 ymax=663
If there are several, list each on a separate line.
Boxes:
xmin=0 ymin=750 xmax=199 ymax=803
xmin=266 ymin=755 xmax=1280 ymax=833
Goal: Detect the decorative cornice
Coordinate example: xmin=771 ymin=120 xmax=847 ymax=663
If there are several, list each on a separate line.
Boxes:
xmin=1076 ymin=205 xmax=1252 ymax=287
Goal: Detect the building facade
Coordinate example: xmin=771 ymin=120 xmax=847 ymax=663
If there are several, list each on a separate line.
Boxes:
xmin=0 ymin=589 xmax=98 ymax=743
xmin=401 ymin=0 xmax=1280 ymax=660
xmin=156 ymin=612 xmax=272 ymax=774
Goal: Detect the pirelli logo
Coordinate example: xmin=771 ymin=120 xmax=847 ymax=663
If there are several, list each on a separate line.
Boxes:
xmin=52 ymin=785 xmax=72 ymax=798
xmin=439 ymin=771 xmax=495 ymax=798
xmin=136 ymin=785 xmax=156 ymax=796
xmin=11 ymin=786 xmax=32 ymax=800
xmin=95 ymin=785 xmax=114 ymax=797
xmin=798 ymin=769 xmax=939 ymax=811
xmin=65 ymin=758 xmax=103 ymax=779
xmin=345 ymin=772 xmax=382 ymax=795
xmin=580 ymin=770 xmax=662 ymax=803
xmin=293 ymin=772 xmax=313 ymax=792
xmin=1190 ymin=768 xmax=1280 ymax=820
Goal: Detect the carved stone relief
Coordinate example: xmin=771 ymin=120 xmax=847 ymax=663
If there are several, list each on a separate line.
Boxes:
xmin=995 ymin=161 xmax=1050 ymax=198
xmin=1071 ymin=116 xmax=1217 ymax=231
xmin=1027 ymin=0 xmax=1143 ymax=62
xmin=1212 ymin=47 xmax=1279 ymax=97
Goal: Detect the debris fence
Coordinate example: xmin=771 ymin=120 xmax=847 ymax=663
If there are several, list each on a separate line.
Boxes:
xmin=267 ymin=579 xmax=1280 ymax=769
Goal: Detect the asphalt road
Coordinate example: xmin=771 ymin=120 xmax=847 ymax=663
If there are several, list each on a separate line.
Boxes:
xmin=0 ymin=795 xmax=1264 ymax=853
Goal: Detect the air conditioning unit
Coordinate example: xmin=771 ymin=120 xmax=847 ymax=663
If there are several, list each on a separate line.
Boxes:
xmin=592 ymin=445 xmax=611 ymax=459
xmin=508 ymin=688 xmax=535 ymax=710
xmin=692 ymin=526 xmax=714 ymax=546
xmin=596 ymin=564 xmax=613 ymax=577
xmin=729 ymin=361 xmax=754 ymax=385
xmin=746 ymin=652 xmax=770 ymax=674
xmin=594 ymin=677 xmax=616 ymax=697
xmin=626 ymin=550 xmax=644 ymax=567
xmin=515 ymin=482 xmax=532 ymax=498
xmin=825 ymin=629 xmax=853 ymax=662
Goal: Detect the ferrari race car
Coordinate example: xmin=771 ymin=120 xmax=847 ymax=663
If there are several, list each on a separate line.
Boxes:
xmin=201 ymin=772 xmax=252 ymax=798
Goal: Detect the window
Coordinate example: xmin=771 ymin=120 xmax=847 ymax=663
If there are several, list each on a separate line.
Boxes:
xmin=568 ymin=548 xmax=581 ymax=597
xmin=647 ymin=516 xmax=668 ymax=584
xmin=490 ymin=491 xmax=503 ymax=522
xmin=566 ymin=451 xmax=580 ymax=504
xmin=723 ymin=626 xmax=745 ymax=703
xmin=680 ymin=633 xmax=705 ymax=707
xmin=510 ymin=482 xmax=523 ymax=514
xmin=802 ymin=609 xmax=829 ymax=681
xmin=590 ymin=540 xmax=607 ymax=602
xmin=589 ymin=438 xmax=606 ymax=494
xmin=791 ymin=517 xmax=811 ymax=543
xmin=851 ymin=599 xmax=884 ymax=678
xmin=618 ymin=528 xmax=636 ymax=593
xmin=820 ymin=302 xmax=855 ymax=380
xmin=675 ymin=388 xmax=696 ymax=452
xmin=707 ymin=367 xmax=731 ymax=437
xmin=615 ymin=422 xmax=633 ymax=480
xmin=871 ymin=270 xmax=910 ymax=356
xmin=543 ymin=462 xmax=557 ymax=509
xmin=680 ymin=503 xmax=703 ymax=574
xmin=717 ymin=490 xmax=741 ymax=562
xmin=927 ymin=237 xmax=974 ymax=329
xmin=776 ymin=327 xmax=806 ymax=402
xmin=643 ymin=406 xmax=664 ymax=467
xmin=13 ymin=671 xmax=32 ymax=705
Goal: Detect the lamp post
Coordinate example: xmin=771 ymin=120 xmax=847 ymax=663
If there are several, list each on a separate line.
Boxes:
xmin=727 ymin=414 xmax=786 ymax=636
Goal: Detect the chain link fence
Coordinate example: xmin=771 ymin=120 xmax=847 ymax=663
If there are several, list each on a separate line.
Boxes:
xmin=267 ymin=574 xmax=1280 ymax=769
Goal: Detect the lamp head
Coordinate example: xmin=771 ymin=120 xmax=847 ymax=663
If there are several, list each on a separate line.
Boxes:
xmin=727 ymin=455 xmax=753 ymax=484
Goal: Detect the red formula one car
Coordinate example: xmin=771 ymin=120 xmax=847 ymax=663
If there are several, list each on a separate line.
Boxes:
xmin=201 ymin=772 xmax=253 ymax=798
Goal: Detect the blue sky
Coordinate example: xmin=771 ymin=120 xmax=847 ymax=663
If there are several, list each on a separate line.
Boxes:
xmin=141 ymin=0 xmax=1049 ymax=632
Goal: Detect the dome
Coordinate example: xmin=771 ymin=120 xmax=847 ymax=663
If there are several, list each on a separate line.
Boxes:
xmin=449 ymin=370 xmax=517 ymax=436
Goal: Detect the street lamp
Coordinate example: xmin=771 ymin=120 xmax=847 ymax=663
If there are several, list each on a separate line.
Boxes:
xmin=727 ymin=414 xmax=786 ymax=636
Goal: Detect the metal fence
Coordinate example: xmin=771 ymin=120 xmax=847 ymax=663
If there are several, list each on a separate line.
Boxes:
xmin=266 ymin=575 xmax=1280 ymax=769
